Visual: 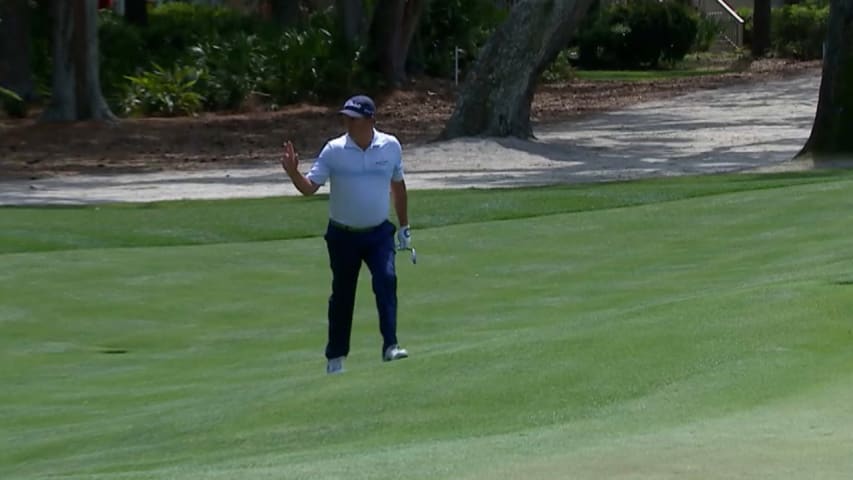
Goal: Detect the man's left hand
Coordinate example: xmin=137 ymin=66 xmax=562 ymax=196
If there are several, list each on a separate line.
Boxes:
xmin=397 ymin=225 xmax=412 ymax=250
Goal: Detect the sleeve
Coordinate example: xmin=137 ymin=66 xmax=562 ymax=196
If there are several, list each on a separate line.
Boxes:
xmin=391 ymin=138 xmax=404 ymax=182
xmin=306 ymin=143 xmax=332 ymax=186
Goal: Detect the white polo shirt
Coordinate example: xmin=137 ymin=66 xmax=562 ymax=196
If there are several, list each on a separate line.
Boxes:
xmin=306 ymin=129 xmax=405 ymax=229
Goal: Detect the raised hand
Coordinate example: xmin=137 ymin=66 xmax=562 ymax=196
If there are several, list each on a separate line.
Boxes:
xmin=281 ymin=141 xmax=299 ymax=174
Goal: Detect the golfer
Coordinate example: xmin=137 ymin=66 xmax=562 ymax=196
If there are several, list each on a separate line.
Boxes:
xmin=281 ymin=95 xmax=411 ymax=374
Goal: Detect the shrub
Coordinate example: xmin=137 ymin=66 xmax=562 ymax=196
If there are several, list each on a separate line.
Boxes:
xmin=261 ymin=25 xmax=335 ymax=104
xmin=300 ymin=8 xmax=376 ymax=99
xmin=542 ymin=50 xmax=576 ymax=83
xmin=31 ymin=2 xmax=396 ymax=115
xmin=737 ymin=7 xmax=753 ymax=49
xmin=415 ymin=0 xmax=507 ymax=78
xmin=577 ymin=0 xmax=699 ymax=69
xmin=661 ymin=1 xmax=699 ymax=64
xmin=142 ymin=3 xmax=255 ymax=63
xmin=121 ymin=63 xmax=204 ymax=116
xmin=259 ymin=7 xmax=377 ymax=104
xmin=693 ymin=13 xmax=721 ymax=53
xmin=189 ymin=35 xmax=269 ymax=110
xmin=99 ymin=10 xmax=147 ymax=106
xmin=29 ymin=0 xmax=53 ymax=99
xmin=771 ymin=3 xmax=828 ymax=59
xmin=1 ymin=86 xmax=26 ymax=118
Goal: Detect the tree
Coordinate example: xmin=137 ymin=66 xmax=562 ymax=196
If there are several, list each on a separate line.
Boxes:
xmin=442 ymin=0 xmax=595 ymax=139
xmin=366 ymin=0 xmax=429 ymax=86
xmin=0 ymin=0 xmax=35 ymax=102
xmin=40 ymin=0 xmax=115 ymax=122
xmin=752 ymin=0 xmax=771 ymax=57
xmin=336 ymin=0 xmax=366 ymax=46
xmin=799 ymin=0 xmax=853 ymax=158
xmin=124 ymin=0 xmax=148 ymax=26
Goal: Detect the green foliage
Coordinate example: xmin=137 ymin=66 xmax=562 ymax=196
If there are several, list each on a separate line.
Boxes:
xmin=542 ymin=50 xmax=576 ymax=83
xmin=28 ymin=0 xmax=52 ymax=99
xmin=661 ymin=1 xmax=699 ymax=63
xmin=29 ymin=0 xmax=513 ymax=115
xmin=99 ymin=10 xmax=147 ymax=106
xmin=737 ymin=7 xmax=753 ymax=48
xmin=577 ymin=0 xmax=699 ymax=69
xmin=97 ymin=4 xmax=372 ymax=113
xmin=263 ymin=27 xmax=333 ymax=103
xmin=260 ymin=8 xmax=376 ymax=104
xmin=771 ymin=2 xmax=829 ymax=60
xmin=416 ymin=0 xmax=508 ymax=78
xmin=121 ymin=63 xmax=204 ymax=116
xmin=693 ymin=14 xmax=721 ymax=53
xmin=142 ymin=3 xmax=256 ymax=63
xmin=0 ymin=86 xmax=21 ymax=102
xmin=189 ymin=35 xmax=269 ymax=111
xmin=0 ymin=86 xmax=25 ymax=118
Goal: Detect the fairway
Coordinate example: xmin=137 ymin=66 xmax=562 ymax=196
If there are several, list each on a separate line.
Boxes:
xmin=3 ymin=173 xmax=853 ymax=479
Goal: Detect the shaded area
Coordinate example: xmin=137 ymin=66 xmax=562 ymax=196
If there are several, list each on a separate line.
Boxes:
xmin=0 ymin=60 xmax=820 ymax=180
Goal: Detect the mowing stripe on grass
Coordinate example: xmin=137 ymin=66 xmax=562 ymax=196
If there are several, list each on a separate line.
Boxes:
xmin=0 ymin=171 xmax=848 ymax=254
xmin=2 ymin=174 xmax=853 ymax=479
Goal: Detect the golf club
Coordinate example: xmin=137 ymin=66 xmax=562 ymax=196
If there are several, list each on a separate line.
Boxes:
xmin=398 ymin=247 xmax=417 ymax=264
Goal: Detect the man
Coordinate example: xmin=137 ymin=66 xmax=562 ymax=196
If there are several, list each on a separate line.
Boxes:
xmin=281 ymin=95 xmax=411 ymax=375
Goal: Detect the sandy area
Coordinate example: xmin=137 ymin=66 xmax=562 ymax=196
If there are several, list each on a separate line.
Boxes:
xmin=0 ymin=68 xmax=828 ymax=205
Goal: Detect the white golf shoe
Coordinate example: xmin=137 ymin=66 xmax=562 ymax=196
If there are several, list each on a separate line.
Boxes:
xmin=383 ymin=344 xmax=409 ymax=362
xmin=326 ymin=356 xmax=345 ymax=374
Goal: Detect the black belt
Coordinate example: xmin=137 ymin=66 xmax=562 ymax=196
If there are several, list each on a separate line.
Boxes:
xmin=329 ymin=220 xmax=383 ymax=233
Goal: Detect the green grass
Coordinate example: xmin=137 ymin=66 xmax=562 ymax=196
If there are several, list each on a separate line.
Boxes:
xmin=0 ymin=171 xmax=841 ymax=254
xmin=575 ymin=68 xmax=733 ymax=82
xmin=3 ymin=171 xmax=853 ymax=479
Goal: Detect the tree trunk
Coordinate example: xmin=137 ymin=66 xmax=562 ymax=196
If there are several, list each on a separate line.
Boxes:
xmin=124 ymin=0 xmax=148 ymax=26
xmin=752 ymin=0 xmax=771 ymax=57
xmin=799 ymin=0 xmax=853 ymax=158
xmin=366 ymin=0 xmax=429 ymax=87
xmin=335 ymin=0 xmax=365 ymax=45
xmin=368 ymin=0 xmax=405 ymax=86
xmin=395 ymin=0 xmax=427 ymax=82
xmin=0 ymin=0 xmax=34 ymax=101
xmin=40 ymin=0 xmax=116 ymax=122
xmin=442 ymin=0 xmax=595 ymax=139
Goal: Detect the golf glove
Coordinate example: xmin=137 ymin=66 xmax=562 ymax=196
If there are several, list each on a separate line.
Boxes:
xmin=397 ymin=225 xmax=412 ymax=250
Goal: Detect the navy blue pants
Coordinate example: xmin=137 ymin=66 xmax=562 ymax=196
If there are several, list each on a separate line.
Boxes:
xmin=324 ymin=220 xmax=398 ymax=359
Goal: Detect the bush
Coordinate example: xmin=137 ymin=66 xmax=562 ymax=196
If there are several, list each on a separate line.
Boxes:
xmin=693 ymin=14 xmax=721 ymax=52
xmin=29 ymin=1 xmax=53 ymax=99
xmin=1 ymin=86 xmax=26 ymax=118
xmin=415 ymin=0 xmax=507 ymax=78
xmin=259 ymin=8 xmax=377 ymax=104
xmin=32 ymin=2 xmax=410 ymax=115
xmin=109 ymin=4 xmax=370 ymax=110
xmin=662 ymin=1 xmax=699 ymax=63
xmin=261 ymin=24 xmax=335 ymax=104
xmin=189 ymin=35 xmax=269 ymax=110
xmin=142 ymin=3 xmax=257 ymax=64
xmin=121 ymin=63 xmax=204 ymax=116
xmin=542 ymin=50 xmax=576 ymax=83
xmin=737 ymin=7 xmax=753 ymax=49
xmin=771 ymin=3 xmax=828 ymax=59
xmin=99 ymin=10 xmax=148 ymax=106
xmin=577 ymin=0 xmax=699 ymax=69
